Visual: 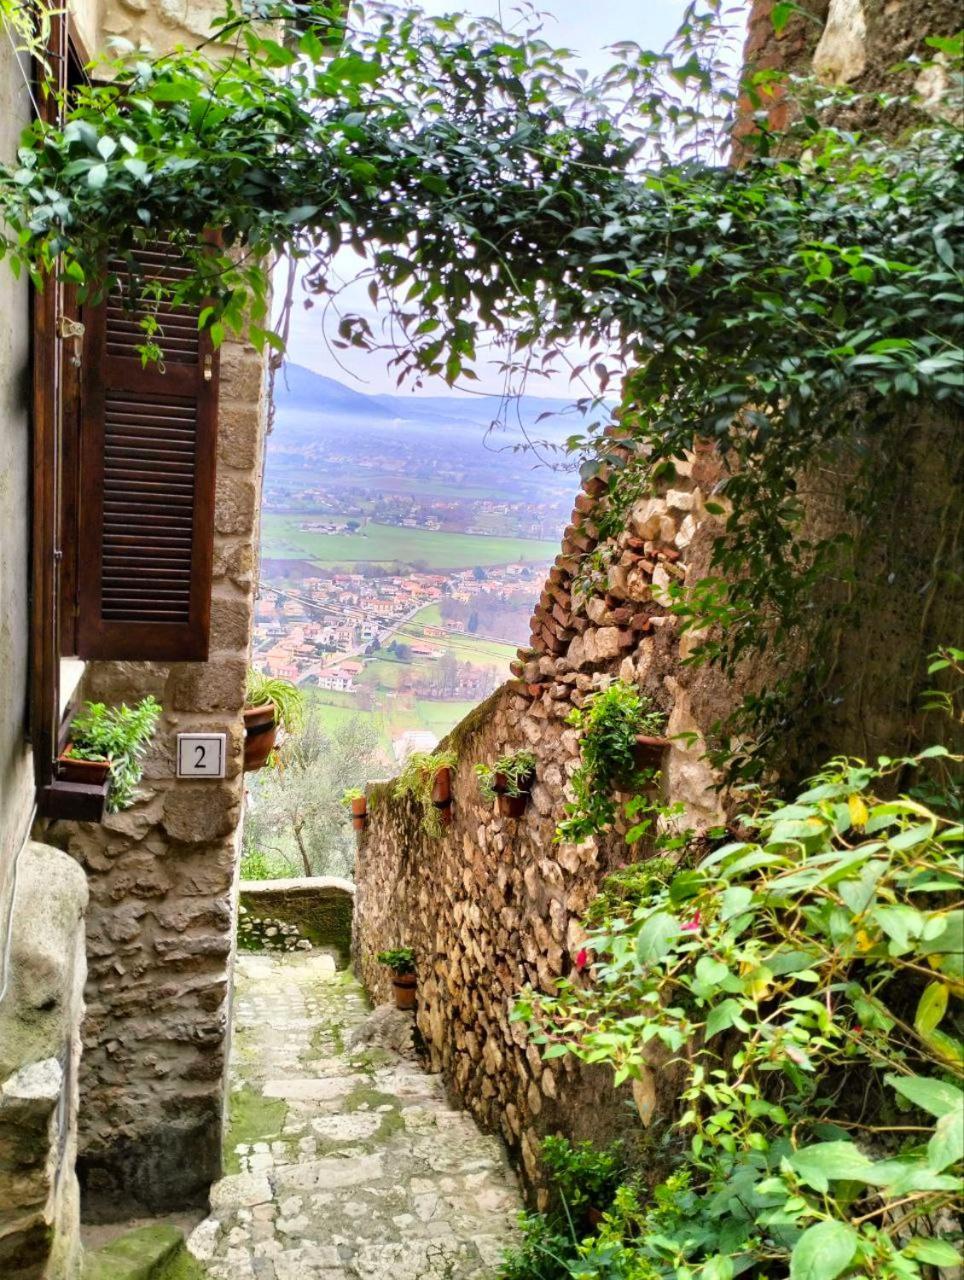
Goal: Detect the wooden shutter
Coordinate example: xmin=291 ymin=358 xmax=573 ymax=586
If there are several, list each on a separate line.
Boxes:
xmin=76 ymin=241 xmax=219 ymax=661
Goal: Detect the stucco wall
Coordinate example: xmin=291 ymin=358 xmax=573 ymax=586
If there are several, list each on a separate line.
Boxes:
xmin=0 ymin=27 xmax=35 ymax=967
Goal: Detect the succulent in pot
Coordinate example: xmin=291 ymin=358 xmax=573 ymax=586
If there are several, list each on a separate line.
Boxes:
xmin=342 ymin=787 xmax=367 ymax=830
xmin=59 ymin=696 xmax=162 ymax=813
xmin=377 ymin=948 xmax=416 ymax=1010
xmin=476 ymin=750 xmax=536 ymax=818
xmin=243 ymin=670 xmax=305 ymax=772
xmin=393 ymin=750 xmax=456 ymax=836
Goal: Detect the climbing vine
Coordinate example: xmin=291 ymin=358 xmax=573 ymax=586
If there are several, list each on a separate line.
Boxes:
xmin=0 ymin=0 xmax=961 ymax=765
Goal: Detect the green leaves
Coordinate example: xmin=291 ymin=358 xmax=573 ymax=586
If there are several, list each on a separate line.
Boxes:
xmin=789 ymin=1142 xmax=874 ymax=1193
xmin=789 ymin=1221 xmax=858 ymax=1280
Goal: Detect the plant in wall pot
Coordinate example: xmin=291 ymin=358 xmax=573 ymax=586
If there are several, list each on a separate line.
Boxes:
xmin=59 ymin=696 xmax=162 ymax=813
xmin=243 ymin=671 xmax=305 ymax=772
xmin=476 ymin=750 xmax=537 ymax=818
xmin=377 ymin=948 xmax=416 ymax=1011
xmin=557 ymin=680 xmax=668 ymax=844
xmin=342 ymin=787 xmax=367 ymax=831
xmin=393 ymin=750 xmax=457 ymax=836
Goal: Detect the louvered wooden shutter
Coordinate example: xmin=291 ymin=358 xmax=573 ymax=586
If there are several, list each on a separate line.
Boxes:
xmin=76 ymin=241 xmax=219 ymax=661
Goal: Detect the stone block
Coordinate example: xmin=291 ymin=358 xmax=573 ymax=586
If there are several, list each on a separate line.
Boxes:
xmin=161 ymin=783 xmax=240 ymax=842
xmin=217 ymin=400 xmax=264 ymax=471
xmin=209 ymin=596 xmax=253 ymax=654
xmin=215 ymin=473 xmax=257 ymax=536
xmin=169 ymin=657 xmax=247 ymax=713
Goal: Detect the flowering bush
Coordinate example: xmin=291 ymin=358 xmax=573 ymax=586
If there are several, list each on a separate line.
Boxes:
xmin=514 ymin=747 xmax=963 ymax=1278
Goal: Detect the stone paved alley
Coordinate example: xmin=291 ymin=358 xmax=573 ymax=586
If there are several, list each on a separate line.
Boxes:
xmin=186 ymin=952 xmax=521 ymax=1279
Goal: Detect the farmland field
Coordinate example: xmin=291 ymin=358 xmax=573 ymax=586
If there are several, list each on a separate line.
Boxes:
xmin=261 ymin=514 xmax=556 ymax=571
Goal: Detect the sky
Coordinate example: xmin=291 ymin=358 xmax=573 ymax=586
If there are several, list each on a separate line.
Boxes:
xmin=282 ymin=0 xmax=694 ymax=398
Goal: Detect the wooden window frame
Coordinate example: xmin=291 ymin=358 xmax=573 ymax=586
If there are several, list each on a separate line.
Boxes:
xmin=31 ymin=16 xmax=107 ymax=821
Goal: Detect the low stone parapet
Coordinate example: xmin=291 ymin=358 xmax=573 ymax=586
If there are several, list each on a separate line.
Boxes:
xmin=237 ymin=877 xmax=354 ymax=968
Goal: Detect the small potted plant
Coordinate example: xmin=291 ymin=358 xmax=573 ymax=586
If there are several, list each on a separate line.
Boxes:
xmin=342 ymin=787 xmax=367 ymax=830
xmin=393 ymin=750 xmax=456 ymax=835
xmin=243 ymin=671 xmax=305 ymax=771
xmin=377 ymin=947 xmax=417 ymax=1010
xmin=476 ymin=749 xmax=536 ymax=818
xmin=58 ymin=696 xmax=162 ymax=813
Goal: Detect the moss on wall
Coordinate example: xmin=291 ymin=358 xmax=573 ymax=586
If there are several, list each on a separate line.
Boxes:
xmin=237 ymin=880 xmax=354 ymax=967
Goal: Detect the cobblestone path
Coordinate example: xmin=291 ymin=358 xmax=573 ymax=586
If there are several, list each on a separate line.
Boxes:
xmin=187 ymin=952 xmax=521 ymax=1279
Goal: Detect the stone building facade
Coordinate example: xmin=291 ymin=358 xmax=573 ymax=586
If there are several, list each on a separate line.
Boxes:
xmin=44 ymin=331 xmax=269 ymax=1220
xmin=0 ymin=0 xmax=272 ymax=1255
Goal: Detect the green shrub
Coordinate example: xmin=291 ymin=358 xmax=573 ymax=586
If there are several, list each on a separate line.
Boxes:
xmin=66 ymin=696 xmax=161 ymax=812
xmin=516 ymin=745 xmax=964 ymax=1279
xmin=377 ymin=947 xmax=415 ymax=975
xmin=557 ymin=682 xmax=666 ymax=844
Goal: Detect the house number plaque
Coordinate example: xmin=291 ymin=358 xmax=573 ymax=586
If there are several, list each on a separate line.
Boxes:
xmin=176 ymin=733 xmax=227 ymax=778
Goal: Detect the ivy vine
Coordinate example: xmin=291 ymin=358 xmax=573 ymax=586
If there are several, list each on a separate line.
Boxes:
xmin=0 ymin=1 xmax=961 ymax=773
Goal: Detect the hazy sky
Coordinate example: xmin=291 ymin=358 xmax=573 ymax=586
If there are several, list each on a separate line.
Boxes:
xmin=283 ymin=1 xmax=693 ymax=398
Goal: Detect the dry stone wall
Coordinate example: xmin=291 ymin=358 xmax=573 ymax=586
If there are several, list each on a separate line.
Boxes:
xmin=355 ymin=442 xmax=726 ymax=1202
xmin=39 ymin=335 xmax=269 ymax=1221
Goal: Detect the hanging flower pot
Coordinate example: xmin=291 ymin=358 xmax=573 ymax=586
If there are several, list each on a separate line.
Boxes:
xmin=243 ymin=701 xmax=277 ymax=772
xmin=350 ymin=795 xmax=367 ymax=830
xmin=632 ymin=734 xmax=672 ymax=772
xmin=431 ymin=765 xmax=453 ymax=826
xmin=477 ymin=751 xmax=536 ymax=819
xmin=494 ymin=769 xmax=534 ymax=818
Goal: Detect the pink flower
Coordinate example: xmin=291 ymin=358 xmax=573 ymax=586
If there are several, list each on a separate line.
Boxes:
xmin=575 ymin=948 xmax=589 ymax=970
xmin=681 ymin=911 xmax=702 ymax=933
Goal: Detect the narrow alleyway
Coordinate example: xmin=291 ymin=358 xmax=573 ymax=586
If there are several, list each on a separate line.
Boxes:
xmin=186 ymin=952 xmax=521 ymax=1279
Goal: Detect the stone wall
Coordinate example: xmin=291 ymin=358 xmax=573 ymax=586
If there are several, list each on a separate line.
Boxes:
xmin=354 ymin=448 xmax=722 ymax=1202
xmin=41 ymin=330 xmax=269 ymax=1221
xmin=0 ymin=843 xmax=88 ymax=1280
xmin=238 ymin=878 xmax=354 ymax=968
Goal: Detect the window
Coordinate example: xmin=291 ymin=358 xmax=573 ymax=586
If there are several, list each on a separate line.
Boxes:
xmin=31 ymin=19 xmax=220 ymax=819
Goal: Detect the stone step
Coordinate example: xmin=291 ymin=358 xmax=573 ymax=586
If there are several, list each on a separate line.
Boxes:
xmin=81 ymin=1224 xmax=200 ymax=1280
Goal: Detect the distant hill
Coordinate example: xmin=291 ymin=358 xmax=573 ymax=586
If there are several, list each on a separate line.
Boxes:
xmin=273 ymin=363 xmax=606 ymax=436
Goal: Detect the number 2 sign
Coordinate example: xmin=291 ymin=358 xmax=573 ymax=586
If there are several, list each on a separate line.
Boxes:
xmin=176 ymin=733 xmax=227 ymax=778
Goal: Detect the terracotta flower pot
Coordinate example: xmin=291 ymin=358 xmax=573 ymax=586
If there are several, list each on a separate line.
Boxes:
xmin=493 ymin=770 xmax=534 ymax=818
xmin=57 ymin=750 xmax=111 ymax=786
xmin=350 ymin=795 xmax=367 ymax=831
xmin=431 ymin=766 xmax=453 ymax=826
xmin=392 ymin=973 xmax=417 ymax=1010
xmin=632 ymin=734 xmax=671 ymax=772
xmin=243 ymin=701 xmax=277 ymax=772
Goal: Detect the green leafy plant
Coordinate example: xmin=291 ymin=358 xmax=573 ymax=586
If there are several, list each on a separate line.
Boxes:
xmin=377 ymin=947 xmax=415 ymax=976
xmin=244 ymin=670 xmax=305 ymax=734
xmin=516 ymin=746 xmax=964 ymax=1279
xmin=393 ymin=750 xmax=456 ymax=837
xmin=558 ymin=682 xmax=666 ymax=844
xmin=476 ymin=750 xmax=537 ymax=803
xmin=66 ymin=696 xmax=162 ymax=812
xmin=341 ymin=787 xmax=365 ymax=806
xmin=499 ymin=1139 xmax=642 ymax=1280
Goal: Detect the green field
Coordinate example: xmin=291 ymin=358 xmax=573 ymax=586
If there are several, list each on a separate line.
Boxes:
xmin=307 ymin=690 xmax=480 ymax=764
xmin=262 ymin=514 xmax=556 ymax=571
